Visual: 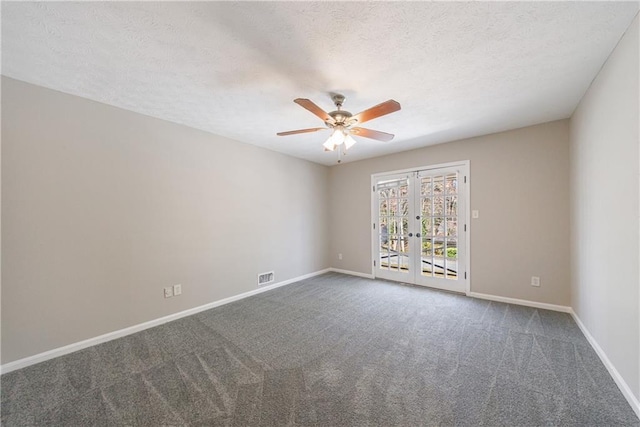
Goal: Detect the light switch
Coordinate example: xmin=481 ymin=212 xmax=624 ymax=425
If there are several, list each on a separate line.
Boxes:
xmin=472 ymin=210 xmax=479 ymax=219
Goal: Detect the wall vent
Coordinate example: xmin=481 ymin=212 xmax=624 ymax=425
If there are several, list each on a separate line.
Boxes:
xmin=257 ymin=271 xmax=275 ymax=287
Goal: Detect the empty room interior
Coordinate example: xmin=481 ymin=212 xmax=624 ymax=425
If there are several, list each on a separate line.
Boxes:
xmin=1 ymin=2 xmax=640 ymax=426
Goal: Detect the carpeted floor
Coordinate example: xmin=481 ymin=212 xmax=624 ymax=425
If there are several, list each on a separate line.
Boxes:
xmin=1 ymin=272 xmax=638 ymax=426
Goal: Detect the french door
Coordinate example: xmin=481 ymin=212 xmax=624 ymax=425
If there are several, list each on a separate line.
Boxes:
xmin=372 ymin=163 xmax=468 ymax=293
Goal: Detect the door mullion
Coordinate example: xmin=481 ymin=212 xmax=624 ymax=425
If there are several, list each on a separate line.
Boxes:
xmin=410 ymin=173 xmax=418 ymax=283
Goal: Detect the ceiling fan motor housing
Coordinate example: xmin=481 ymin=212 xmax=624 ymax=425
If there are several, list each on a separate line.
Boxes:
xmin=327 ymin=94 xmax=353 ymax=127
xmin=327 ymin=109 xmax=353 ymax=126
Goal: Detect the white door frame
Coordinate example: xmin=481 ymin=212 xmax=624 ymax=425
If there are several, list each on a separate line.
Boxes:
xmin=370 ymin=160 xmax=471 ymax=295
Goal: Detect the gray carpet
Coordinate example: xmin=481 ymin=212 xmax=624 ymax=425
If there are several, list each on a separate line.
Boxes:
xmin=1 ymin=272 xmax=638 ymax=426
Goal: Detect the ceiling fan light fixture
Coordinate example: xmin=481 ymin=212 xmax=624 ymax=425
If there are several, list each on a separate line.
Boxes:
xmin=323 ymin=139 xmax=336 ymax=151
xmin=344 ymin=134 xmax=357 ymax=150
xmin=329 ymin=128 xmax=346 ymax=145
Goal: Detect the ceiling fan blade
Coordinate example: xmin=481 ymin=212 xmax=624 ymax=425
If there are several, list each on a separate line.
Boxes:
xmin=350 ymin=127 xmax=395 ymax=142
xmin=294 ymin=98 xmax=335 ymax=124
xmin=350 ymin=100 xmax=401 ymax=125
xmin=277 ymin=127 xmax=326 ymax=136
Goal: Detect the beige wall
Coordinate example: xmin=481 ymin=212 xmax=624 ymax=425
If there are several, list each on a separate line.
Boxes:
xmin=1 ymin=77 xmax=330 ymax=364
xmin=329 ymin=120 xmax=571 ymax=306
xmin=570 ymin=15 xmax=639 ymax=400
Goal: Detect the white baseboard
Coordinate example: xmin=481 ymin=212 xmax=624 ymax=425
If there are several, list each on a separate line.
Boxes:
xmin=331 ymin=273 xmax=571 ymax=314
xmin=467 ymin=291 xmax=572 ymax=313
xmin=570 ymin=309 xmax=640 ymax=418
xmin=329 ymin=268 xmax=374 ymax=279
xmin=0 ymin=268 xmax=330 ymax=375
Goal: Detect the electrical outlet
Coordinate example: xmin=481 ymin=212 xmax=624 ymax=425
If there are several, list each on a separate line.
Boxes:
xmin=173 ymin=284 xmax=182 ymax=296
xmin=338 ymin=253 xmax=343 ymax=260
xmin=531 ymin=276 xmax=540 ymax=287
xmin=164 ymin=286 xmax=173 ymax=298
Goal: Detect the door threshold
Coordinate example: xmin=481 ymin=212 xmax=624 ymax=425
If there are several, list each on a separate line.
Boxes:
xmin=375 ymin=277 xmax=466 ymax=296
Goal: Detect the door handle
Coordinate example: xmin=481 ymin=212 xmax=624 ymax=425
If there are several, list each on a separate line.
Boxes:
xmin=408 ymin=233 xmax=413 ymax=237
xmin=416 ymin=233 xmax=421 ymax=238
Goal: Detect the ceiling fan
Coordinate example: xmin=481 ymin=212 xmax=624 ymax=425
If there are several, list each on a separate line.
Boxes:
xmin=277 ymin=94 xmax=401 ymax=162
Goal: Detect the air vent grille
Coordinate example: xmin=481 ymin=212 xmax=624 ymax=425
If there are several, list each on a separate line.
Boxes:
xmin=258 ymin=271 xmax=274 ymax=287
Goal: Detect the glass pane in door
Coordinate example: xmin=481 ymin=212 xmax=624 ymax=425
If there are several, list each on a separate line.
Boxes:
xmin=445 ymin=237 xmax=458 ymax=279
xmin=420 ymin=173 xmax=458 ymax=281
xmin=379 ymin=215 xmax=389 ymax=270
xmin=422 ymin=238 xmax=433 ymax=276
xmin=377 ymin=177 xmax=410 ymax=276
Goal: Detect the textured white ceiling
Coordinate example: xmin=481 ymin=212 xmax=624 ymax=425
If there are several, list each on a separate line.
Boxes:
xmin=2 ymin=2 xmax=638 ymax=165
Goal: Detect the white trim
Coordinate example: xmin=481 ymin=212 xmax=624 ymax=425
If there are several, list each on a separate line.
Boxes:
xmin=467 ymin=291 xmax=572 ymax=313
xmin=329 ymin=268 xmax=374 ymax=279
xmin=0 ymin=268 xmax=330 ymax=374
xmin=370 ymin=160 xmax=471 ymax=179
xmin=464 ymin=163 xmax=471 ymax=294
xmin=370 ymin=173 xmax=377 ymax=278
xmin=570 ymin=309 xmax=640 ymax=419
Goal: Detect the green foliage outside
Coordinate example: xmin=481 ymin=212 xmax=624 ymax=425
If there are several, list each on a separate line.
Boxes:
xmin=422 ymin=241 xmax=457 ymax=259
